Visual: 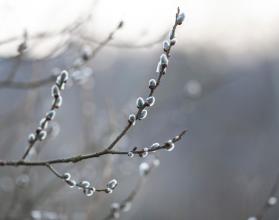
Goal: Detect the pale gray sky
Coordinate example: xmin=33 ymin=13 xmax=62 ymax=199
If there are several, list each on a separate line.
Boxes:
xmin=0 ymin=0 xmax=278 ymax=57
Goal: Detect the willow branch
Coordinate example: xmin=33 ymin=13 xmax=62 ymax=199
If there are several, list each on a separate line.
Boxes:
xmin=0 ymin=130 xmax=186 ymax=167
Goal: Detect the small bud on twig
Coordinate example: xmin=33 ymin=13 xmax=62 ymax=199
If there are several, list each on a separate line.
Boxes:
xmin=136 ymin=97 xmax=145 ymax=108
xmin=28 ymin=133 xmax=36 ymax=144
xmin=138 ymin=109 xmax=147 ymax=120
xmin=139 ymin=162 xmax=150 ymax=176
xmin=163 ymin=41 xmax=170 ymax=51
xmin=176 ymin=12 xmax=185 ymax=25
xmin=46 ymin=110 xmax=56 ymax=121
xmin=128 ymin=114 xmax=136 ymax=126
xmin=146 ymin=96 xmax=155 ymax=107
xmin=166 ymin=140 xmax=175 ymax=151
xmin=148 ymin=79 xmax=157 ymax=89
xmin=37 ymin=130 xmax=47 ymax=141
xmin=107 ymin=179 xmax=118 ymax=190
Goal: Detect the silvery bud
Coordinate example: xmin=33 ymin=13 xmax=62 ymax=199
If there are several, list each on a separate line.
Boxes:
xmin=136 ymin=97 xmax=145 ymax=108
xmin=268 ymin=197 xmax=277 ymax=206
xmin=66 ymin=180 xmax=76 ymax=188
xmin=111 ymin=203 xmax=120 ymax=211
xmin=39 ymin=118 xmax=48 ymax=130
xmin=141 ymin=148 xmax=149 ymax=157
xmin=146 ymin=96 xmax=155 ymax=107
xmin=127 ymin=151 xmax=134 ymax=158
xmin=139 ymin=162 xmax=150 ymax=176
xmin=153 ymin=158 xmax=160 ymax=167
xmin=80 ymin=180 xmax=90 ymax=188
xmin=128 ymin=114 xmax=136 ymax=126
xmin=82 ymin=45 xmax=93 ymax=61
xmin=28 ymin=133 xmax=36 ymax=144
xmin=63 ymin=172 xmax=71 ymax=181
xmin=46 ymin=110 xmax=56 ymax=121
xmin=150 ymin=142 xmax=160 ymax=151
xmin=38 ymin=130 xmax=47 ymax=141
xmin=148 ymin=79 xmax=157 ymax=89
xmin=141 ymin=151 xmax=148 ymax=158
xmin=156 ymin=61 xmax=163 ymax=73
xmin=163 ymin=40 xmax=170 ymax=51
xmin=107 ymin=179 xmax=118 ymax=190
xmin=85 ymin=187 xmax=95 ymax=197
xmin=52 ymin=96 xmax=63 ymax=108
xmin=56 ymin=70 xmax=69 ymax=90
xmin=160 ymin=54 xmax=168 ymax=66
xmin=170 ymin=38 xmax=177 ymax=46
xmin=51 ymin=85 xmax=60 ymax=98
xmin=106 ymin=187 xmax=113 ymax=194
xmin=123 ymin=202 xmax=132 ymax=212
xmin=138 ymin=109 xmax=147 ymax=120
xmin=176 ymin=12 xmax=185 ymax=25
xmin=166 ymin=139 xmax=175 ymax=151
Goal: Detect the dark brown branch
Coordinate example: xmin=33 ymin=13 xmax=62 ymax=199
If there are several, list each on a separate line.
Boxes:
xmin=0 ymin=130 xmax=187 ymax=167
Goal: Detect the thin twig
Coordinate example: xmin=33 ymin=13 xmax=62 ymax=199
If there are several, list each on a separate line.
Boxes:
xmin=0 ymin=21 xmax=123 ymax=90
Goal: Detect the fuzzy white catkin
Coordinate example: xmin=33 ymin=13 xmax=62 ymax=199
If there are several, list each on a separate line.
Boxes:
xmin=122 ymin=202 xmax=132 ymax=212
xmin=170 ymin=38 xmax=176 ymax=46
xmin=51 ymin=85 xmax=60 ymax=97
xmin=111 ymin=203 xmax=120 ymax=210
xmin=106 ymin=188 xmax=113 ymax=194
xmin=136 ymin=97 xmax=145 ymax=108
xmin=139 ymin=162 xmax=150 ymax=176
xmin=128 ymin=114 xmax=136 ymax=126
xmin=150 ymin=143 xmax=160 ymax=152
xmin=39 ymin=118 xmax=48 ymax=130
xmin=59 ymin=70 xmax=69 ymax=82
xmin=139 ymin=110 xmax=147 ymax=120
xmin=38 ymin=130 xmax=47 ymax=141
xmin=176 ymin=12 xmax=185 ymax=25
xmin=148 ymin=79 xmax=157 ymax=89
xmin=153 ymin=158 xmax=160 ymax=167
xmin=52 ymin=96 xmax=63 ymax=108
xmin=268 ymin=196 xmax=277 ymax=206
xmin=151 ymin=143 xmax=160 ymax=148
xmin=107 ymin=179 xmax=118 ymax=189
xmin=163 ymin=40 xmax=170 ymax=51
xmin=247 ymin=217 xmax=257 ymax=220
xmin=80 ymin=181 xmax=90 ymax=188
xmin=28 ymin=133 xmax=36 ymax=143
xmin=46 ymin=110 xmax=56 ymax=120
xmin=85 ymin=187 xmax=95 ymax=197
xmin=141 ymin=151 xmax=148 ymax=158
xmin=127 ymin=151 xmax=134 ymax=158
xmin=160 ymin=54 xmax=168 ymax=65
xmin=66 ymin=180 xmax=76 ymax=188
xmin=156 ymin=61 xmax=163 ymax=73
xmin=166 ymin=140 xmax=175 ymax=151
xmin=146 ymin=96 xmax=155 ymax=107
xmin=56 ymin=70 xmax=69 ymax=90
xmin=63 ymin=173 xmax=71 ymax=181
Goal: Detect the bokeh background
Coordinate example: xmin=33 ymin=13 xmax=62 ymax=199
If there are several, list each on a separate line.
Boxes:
xmin=0 ymin=0 xmax=279 ymax=219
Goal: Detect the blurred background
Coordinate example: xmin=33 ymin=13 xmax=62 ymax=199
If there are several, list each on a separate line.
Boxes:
xmin=0 ymin=0 xmax=279 ymax=219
